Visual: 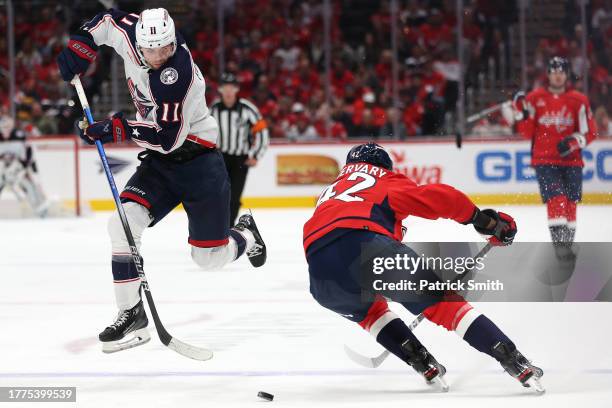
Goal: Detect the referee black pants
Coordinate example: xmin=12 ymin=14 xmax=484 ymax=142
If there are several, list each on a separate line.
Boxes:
xmin=222 ymin=153 xmax=249 ymax=226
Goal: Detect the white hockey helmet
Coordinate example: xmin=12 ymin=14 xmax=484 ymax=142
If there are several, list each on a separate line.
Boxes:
xmin=135 ymin=8 xmax=177 ymax=65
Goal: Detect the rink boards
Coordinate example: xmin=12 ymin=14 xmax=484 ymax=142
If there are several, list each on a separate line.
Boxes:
xmin=32 ymin=138 xmax=612 ymax=210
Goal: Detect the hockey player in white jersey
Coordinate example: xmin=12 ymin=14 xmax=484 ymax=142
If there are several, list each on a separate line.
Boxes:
xmin=57 ymin=8 xmax=267 ymax=353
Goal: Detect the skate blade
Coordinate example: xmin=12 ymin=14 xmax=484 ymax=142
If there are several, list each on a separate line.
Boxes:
xmin=427 ymin=375 xmax=449 ymax=392
xmin=102 ymin=328 xmax=151 ymax=354
xmin=525 ymin=376 xmax=545 ymax=394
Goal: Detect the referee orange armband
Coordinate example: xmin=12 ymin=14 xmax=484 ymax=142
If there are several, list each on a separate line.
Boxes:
xmin=251 ymin=119 xmax=268 ymax=133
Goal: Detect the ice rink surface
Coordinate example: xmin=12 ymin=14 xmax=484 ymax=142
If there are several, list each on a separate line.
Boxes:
xmin=1 ymin=206 xmax=612 ymax=407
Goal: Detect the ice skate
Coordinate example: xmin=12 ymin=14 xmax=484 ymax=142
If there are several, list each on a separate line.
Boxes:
xmin=401 ymin=339 xmax=449 ymax=392
xmin=234 ymin=213 xmax=267 ymax=267
xmin=99 ymin=300 xmax=150 ymax=353
xmin=492 ymin=342 xmax=545 ymax=394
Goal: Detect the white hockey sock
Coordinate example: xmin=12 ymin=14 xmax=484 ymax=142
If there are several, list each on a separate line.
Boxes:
xmin=108 ymin=202 xmax=151 ymax=310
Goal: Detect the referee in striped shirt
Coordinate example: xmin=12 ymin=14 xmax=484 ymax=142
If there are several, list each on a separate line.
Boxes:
xmin=211 ymin=73 xmax=270 ymax=225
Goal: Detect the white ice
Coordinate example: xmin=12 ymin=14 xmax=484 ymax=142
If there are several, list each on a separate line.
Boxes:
xmin=1 ymin=206 xmax=611 ymax=407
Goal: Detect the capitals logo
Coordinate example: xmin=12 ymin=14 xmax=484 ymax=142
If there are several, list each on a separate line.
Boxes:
xmin=538 ymin=105 xmax=574 ymax=133
xmin=127 ymin=78 xmax=155 ymax=119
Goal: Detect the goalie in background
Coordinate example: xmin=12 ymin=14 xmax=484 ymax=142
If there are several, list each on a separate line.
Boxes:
xmin=0 ymin=117 xmax=49 ymax=218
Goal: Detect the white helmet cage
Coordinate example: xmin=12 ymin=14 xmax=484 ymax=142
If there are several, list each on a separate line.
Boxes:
xmin=135 ymin=8 xmax=177 ymax=67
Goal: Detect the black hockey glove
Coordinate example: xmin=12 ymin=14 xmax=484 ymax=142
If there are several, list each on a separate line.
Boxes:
xmin=468 ymin=208 xmax=517 ymax=246
xmin=78 ymin=112 xmax=130 ymax=145
xmin=557 ymin=133 xmax=586 ymax=158
xmin=57 ymin=31 xmax=98 ymax=82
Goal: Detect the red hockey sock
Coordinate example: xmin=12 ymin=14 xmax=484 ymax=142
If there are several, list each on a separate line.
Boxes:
xmin=546 ymin=195 xmax=567 ymax=226
xmin=566 ymin=200 xmax=577 ymax=226
xmin=359 ymin=297 xmax=396 ymax=335
xmin=423 ymin=299 xmax=474 ymax=331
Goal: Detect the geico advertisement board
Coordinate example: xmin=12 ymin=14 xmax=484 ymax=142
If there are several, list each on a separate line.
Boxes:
xmin=241 ymin=141 xmax=612 ymax=197
xmin=68 ymin=139 xmax=611 ymax=203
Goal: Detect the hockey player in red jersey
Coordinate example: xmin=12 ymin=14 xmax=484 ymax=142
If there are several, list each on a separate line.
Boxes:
xmin=303 ymin=143 xmax=543 ymax=392
xmin=515 ymin=57 xmax=598 ymax=259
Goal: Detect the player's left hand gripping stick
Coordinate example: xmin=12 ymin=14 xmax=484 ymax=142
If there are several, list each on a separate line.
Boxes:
xmin=70 ymin=75 xmax=213 ymax=361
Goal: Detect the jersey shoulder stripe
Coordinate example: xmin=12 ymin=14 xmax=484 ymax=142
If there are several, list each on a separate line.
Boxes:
xmin=239 ymin=98 xmax=262 ymax=116
xmin=83 ymin=9 xmax=141 ymax=66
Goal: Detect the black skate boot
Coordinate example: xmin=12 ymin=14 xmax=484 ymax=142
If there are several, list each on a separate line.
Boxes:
xmin=99 ymin=300 xmax=150 ymax=353
xmin=234 ymin=213 xmax=267 ymax=267
xmin=401 ymin=339 xmax=448 ymax=392
xmin=554 ymin=243 xmax=577 ymax=264
xmin=492 ymin=341 xmax=545 ymax=393
xmin=551 ymin=226 xmax=577 ymax=264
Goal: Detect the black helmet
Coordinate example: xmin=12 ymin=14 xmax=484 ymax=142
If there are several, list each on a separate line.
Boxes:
xmin=220 ymin=72 xmax=239 ymax=85
xmin=547 ymin=56 xmax=570 ymax=75
xmin=346 ymin=143 xmax=393 ymax=170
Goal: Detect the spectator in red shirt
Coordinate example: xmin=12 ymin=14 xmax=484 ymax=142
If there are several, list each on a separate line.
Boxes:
xmin=0 ymin=38 xmax=8 ymax=70
xmin=402 ymin=82 xmax=425 ymax=136
xmin=192 ymin=32 xmax=216 ymax=70
xmin=16 ymin=37 xmax=42 ymax=82
xmin=312 ymin=101 xmax=348 ymax=140
xmin=418 ymin=9 xmax=453 ymax=53
xmin=419 ymin=60 xmax=447 ymax=100
xmin=290 ymin=54 xmax=320 ymax=103
xmin=287 ymin=102 xmax=318 ymax=141
xmin=352 ymin=108 xmax=381 ymax=139
xmin=331 ymin=57 xmax=355 ymax=97
xmin=371 ymin=0 xmax=392 ymax=41
xmin=352 ymin=91 xmax=386 ymax=128
xmin=33 ymin=7 xmax=60 ymax=47
xmin=375 ymin=50 xmax=393 ymax=82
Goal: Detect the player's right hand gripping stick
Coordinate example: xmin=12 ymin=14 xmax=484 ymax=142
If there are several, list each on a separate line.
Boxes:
xmin=469 ymin=208 xmax=517 ymax=246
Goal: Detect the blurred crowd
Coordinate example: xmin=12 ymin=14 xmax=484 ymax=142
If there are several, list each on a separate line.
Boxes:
xmin=0 ymin=0 xmax=611 ymax=142
xmin=191 ymin=0 xmax=516 ymax=140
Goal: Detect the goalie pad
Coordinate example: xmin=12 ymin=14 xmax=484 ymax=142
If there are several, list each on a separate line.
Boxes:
xmin=0 ymin=154 xmax=49 ymax=217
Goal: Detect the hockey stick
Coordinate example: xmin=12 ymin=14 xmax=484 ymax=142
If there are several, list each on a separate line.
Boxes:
xmin=466 ymin=102 xmax=509 ymax=124
xmin=466 ymin=91 xmax=525 ymax=124
xmin=345 ymin=242 xmax=493 ymax=368
xmin=70 ymin=76 xmax=213 ymax=361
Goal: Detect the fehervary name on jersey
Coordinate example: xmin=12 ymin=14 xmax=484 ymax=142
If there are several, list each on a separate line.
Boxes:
xmin=339 ymin=162 xmax=442 ymax=184
xmin=338 ymin=164 xmax=388 ymax=178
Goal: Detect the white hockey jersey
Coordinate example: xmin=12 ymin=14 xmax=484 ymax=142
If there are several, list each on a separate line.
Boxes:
xmin=83 ymin=9 xmax=218 ymax=153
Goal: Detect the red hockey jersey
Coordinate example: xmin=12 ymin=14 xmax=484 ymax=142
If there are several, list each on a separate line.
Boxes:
xmin=303 ymin=162 xmax=477 ymax=253
xmin=516 ymin=87 xmax=597 ymax=166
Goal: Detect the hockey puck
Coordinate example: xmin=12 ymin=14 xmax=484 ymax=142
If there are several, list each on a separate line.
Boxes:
xmin=257 ymin=391 xmax=274 ymax=401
